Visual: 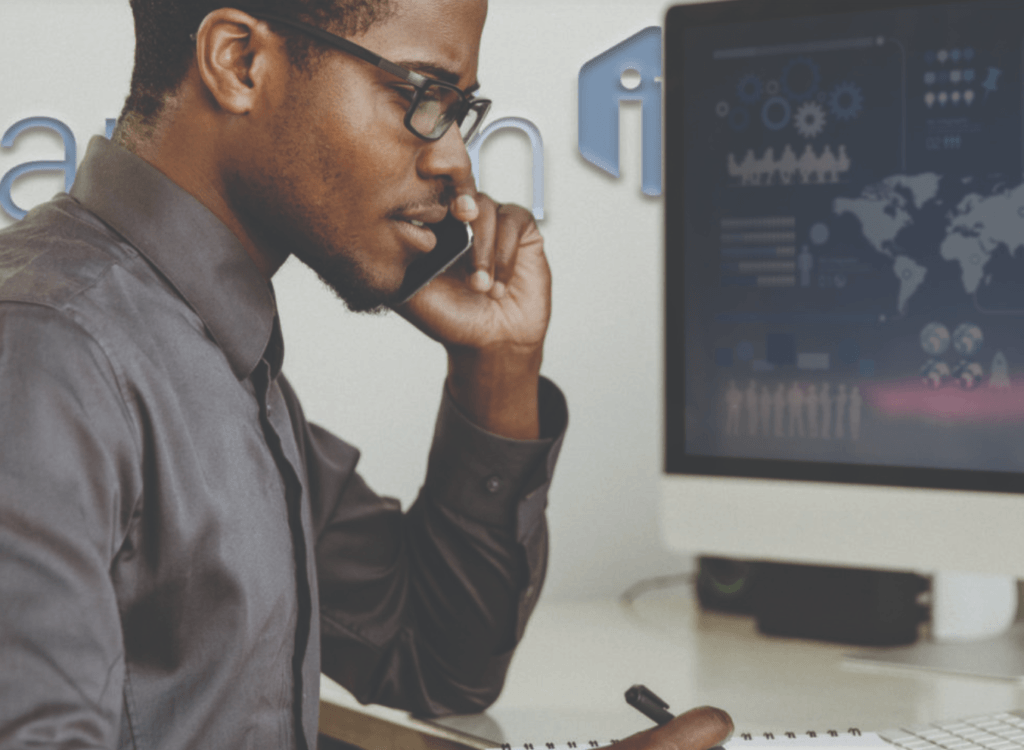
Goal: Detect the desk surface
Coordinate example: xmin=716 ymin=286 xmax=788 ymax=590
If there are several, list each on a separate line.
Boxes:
xmin=320 ymin=592 xmax=1024 ymax=748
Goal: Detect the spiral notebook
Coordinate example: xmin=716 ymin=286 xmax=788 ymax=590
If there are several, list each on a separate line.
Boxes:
xmin=486 ymin=728 xmax=890 ymax=750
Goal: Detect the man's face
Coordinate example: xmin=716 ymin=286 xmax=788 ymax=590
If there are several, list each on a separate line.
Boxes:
xmin=230 ymin=0 xmax=487 ymax=312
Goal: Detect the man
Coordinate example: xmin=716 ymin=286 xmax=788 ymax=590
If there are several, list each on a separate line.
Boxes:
xmin=0 ymin=1 xmax=733 ymax=748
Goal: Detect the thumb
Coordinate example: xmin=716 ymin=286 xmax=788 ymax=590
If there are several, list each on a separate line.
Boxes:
xmin=450 ymin=187 xmax=480 ymax=223
xmin=609 ymin=706 xmax=734 ymax=750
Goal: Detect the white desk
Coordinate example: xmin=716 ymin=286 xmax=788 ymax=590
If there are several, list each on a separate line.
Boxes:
xmin=320 ymin=592 xmax=1024 ymax=748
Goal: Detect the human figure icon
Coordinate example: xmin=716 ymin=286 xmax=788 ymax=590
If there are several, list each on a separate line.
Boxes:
xmin=725 ymin=380 xmax=742 ymax=435
xmin=805 ymin=384 xmax=819 ymax=438
xmin=787 ymin=382 xmax=805 ymax=437
xmin=746 ymin=380 xmax=759 ymax=436
xmin=777 ymin=145 xmax=798 ymax=185
xmin=819 ymin=383 xmax=832 ymax=440
xmin=836 ymin=145 xmax=851 ymax=176
xmin=759 ymin=385 xmax=773 ymax=437
xmin=773 ymin=383 xmax=786 ymax=437
xmin=819 ymin=146 xmax=838 ymax=183
xmin=849 ymin=386 xmax=862 ymax=441
xmin=835 ymin=384 xmax=848 ymax=439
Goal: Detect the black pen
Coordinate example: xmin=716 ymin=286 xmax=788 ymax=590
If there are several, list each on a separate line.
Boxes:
xmin=625 ymin=684 xmax=674 ymax=726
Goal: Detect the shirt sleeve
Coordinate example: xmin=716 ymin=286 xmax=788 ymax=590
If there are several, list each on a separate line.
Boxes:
xmin=293 ymin=376 xmax=567 ymax=717
xmin=0 ymin=303 xmax=140 ymax=748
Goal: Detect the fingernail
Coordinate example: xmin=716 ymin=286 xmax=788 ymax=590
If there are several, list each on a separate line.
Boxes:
xmin=470 ymin=269 xmax=491 ymax=291
xmin=456 ymin=194 xmax=478 ymax=218
xmin=489 ymin=281 xmax=506 ymax=299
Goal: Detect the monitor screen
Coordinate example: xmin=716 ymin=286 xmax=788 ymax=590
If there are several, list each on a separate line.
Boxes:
xmin=665 ymin=0 xmax=1024 ymax=495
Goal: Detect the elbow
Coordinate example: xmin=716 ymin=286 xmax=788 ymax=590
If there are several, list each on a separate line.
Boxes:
xmin=414 ymin=647 xmax=516 ymax=718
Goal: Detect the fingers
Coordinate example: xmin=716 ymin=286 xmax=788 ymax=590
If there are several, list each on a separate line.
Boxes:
xmin=490 ymin=204 xmax=526 ymax=298
xmin=449 ymin=190 xmax=538 ymax=300
xmin=467 ymin=195 xmax=498 ymax=294
xmin=451 ymin=192 xmax=480 ymax=223
xmin=611 ymin=706 xmax=734 ymax=750
xmin=447 ymin=179 xmax=486 ymax=288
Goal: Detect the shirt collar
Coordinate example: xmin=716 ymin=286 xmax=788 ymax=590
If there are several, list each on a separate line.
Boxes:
xmin=69 ymin=136 xmax=277 ymax=381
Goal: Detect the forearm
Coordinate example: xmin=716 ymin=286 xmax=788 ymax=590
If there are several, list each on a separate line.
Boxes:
xmin=314 ymin=380 xmax=567 ymax=716
xmin=446 ymin=343 xmax=544 ymax=440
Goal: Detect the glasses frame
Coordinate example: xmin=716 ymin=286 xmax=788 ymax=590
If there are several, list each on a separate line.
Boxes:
xmin=246 ymin=11 xmax=491 ymax=142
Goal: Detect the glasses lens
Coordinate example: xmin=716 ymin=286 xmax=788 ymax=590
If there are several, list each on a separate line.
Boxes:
xmin=458 ymin=107 xmax=481 ymax=142
xmin=410 ymin=84 xmax=463 ymax=140
xmin=459 ymin=100 xmax=490 ymax=142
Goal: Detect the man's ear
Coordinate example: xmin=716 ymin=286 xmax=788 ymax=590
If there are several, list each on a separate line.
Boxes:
xmin=193 ymin=8 xmax=284 ymax=115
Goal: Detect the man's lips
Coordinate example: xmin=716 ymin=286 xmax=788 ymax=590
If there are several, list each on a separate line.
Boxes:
xmin=392 ymin=206 xmax=450 ymax=253
xmin=395 ymin=205 xmax=449 ymax=226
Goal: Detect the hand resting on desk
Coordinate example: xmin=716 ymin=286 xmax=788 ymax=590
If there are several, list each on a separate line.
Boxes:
xmin=608 ymin=705 xmax=734 ymax=750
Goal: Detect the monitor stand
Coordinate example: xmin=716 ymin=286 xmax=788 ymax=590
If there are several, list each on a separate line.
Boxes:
xmin=847 ymin=572 xmax=1023 ymax=679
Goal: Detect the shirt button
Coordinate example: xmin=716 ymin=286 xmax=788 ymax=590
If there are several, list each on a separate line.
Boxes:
xmin=485 ymin=476 xmax=502 ymax=494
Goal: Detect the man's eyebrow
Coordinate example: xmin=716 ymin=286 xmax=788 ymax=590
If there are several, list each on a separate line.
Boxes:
xmin=399 ymin=61 xmax=481 ymax=94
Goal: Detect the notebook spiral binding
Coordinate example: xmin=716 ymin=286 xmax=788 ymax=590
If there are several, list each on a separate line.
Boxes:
xmin=737 ymin=730 xmax=864 ymax=741
xmin=493 ymin=727 xmax=871 ymax=750
xmin=499 ymin=742 xmax=618 ymax=749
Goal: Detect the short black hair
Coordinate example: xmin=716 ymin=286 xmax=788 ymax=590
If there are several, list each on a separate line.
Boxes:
xmin=117 ymin=0 xmax=392 ymax=136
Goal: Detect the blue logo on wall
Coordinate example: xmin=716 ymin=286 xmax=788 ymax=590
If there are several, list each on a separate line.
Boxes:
xmin=0 ymin=29 xmax=664 ymax=222
xmin=578 ymin=27 xmax=663 ymax=197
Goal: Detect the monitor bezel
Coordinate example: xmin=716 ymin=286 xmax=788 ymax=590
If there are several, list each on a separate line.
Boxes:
xmin=662 ymin=0 xmax=1024 ymax=496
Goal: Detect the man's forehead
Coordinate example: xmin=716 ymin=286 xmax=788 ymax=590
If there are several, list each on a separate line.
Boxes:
xmin=354 ymin=0 xmax=487 ymax=87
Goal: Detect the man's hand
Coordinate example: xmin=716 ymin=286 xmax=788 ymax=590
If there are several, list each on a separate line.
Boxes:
xmin=608 ymin=706 xmax=734 ymax=750
xmin=400 ymin=191 xmax=551 ymax=440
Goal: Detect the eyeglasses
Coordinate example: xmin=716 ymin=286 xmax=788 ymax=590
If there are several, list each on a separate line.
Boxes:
xmin=247 ymin=11 xmax=491 ymax=143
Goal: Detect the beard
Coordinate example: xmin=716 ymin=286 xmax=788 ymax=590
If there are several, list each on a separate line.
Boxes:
xmin=291 ymin=239 xmax=395 ymax=314
xmin=224 ymin=164 xmax=402 ymax=315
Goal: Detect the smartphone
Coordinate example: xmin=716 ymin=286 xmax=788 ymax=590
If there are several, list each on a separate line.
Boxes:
xmin=393 ymin=213 xmax=474 ymax=306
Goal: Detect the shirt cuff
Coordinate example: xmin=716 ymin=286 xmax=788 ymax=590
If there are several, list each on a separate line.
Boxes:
xmin=421 ymin=376 xmax=567 ymax=535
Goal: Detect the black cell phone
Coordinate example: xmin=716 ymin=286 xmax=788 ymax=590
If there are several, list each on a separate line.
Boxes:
xmin=393 ymin=213 xmax=474 ymax=306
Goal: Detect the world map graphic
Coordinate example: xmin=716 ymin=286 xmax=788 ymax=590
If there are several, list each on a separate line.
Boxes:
xmin=834 ymin=174 xmax=1024 ymax=315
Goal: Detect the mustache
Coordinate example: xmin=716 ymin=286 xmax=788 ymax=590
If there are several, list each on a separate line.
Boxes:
xmin=387 ymin=184 xmax=459 ymax=220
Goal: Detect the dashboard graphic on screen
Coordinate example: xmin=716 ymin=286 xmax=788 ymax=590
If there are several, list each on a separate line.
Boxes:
xmin=665 ymin=0 xmax=1024 ymax=490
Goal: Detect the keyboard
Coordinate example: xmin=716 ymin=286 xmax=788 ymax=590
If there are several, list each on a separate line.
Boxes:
xmin=881 ymin=712 xmax=1024 ymax=750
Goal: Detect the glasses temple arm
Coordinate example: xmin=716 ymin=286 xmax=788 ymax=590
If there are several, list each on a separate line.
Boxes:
xmin=246 ymin=11 xmax=428 ymax=86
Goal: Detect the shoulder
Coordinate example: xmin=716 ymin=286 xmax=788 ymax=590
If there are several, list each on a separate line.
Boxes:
xmin=0 ymin=194 xmax=203 ymax=368
xmin=0 ymin=194 xmax=142 ymax=310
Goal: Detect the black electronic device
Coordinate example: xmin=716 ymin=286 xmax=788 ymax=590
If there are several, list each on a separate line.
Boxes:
xmin=752 ymin=563 xmax=928 ymax=646
xmin=665 ymin=0 xmax=1024 ymax=496
xmin=662 ymin=0 xmax=1024 ymax=651
xmin=393 ymin=212 xmax=474 ymax=306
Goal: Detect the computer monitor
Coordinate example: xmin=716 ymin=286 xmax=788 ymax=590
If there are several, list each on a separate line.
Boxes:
xmin=662 ymin=0 xmax=1024 ymax=643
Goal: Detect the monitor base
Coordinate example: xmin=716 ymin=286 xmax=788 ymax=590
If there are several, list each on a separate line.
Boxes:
xmin=848 ymin=572 xmax=1022 ymax=681
xmin=847 ymin=621 xmax=1024 ymax=680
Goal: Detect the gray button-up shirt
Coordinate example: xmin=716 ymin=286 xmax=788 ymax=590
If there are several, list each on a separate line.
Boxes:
xmin=0 ymin=137 xmax=565 ymax=750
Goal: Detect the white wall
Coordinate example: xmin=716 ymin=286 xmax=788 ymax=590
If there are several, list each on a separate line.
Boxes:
xmin=0 ymin=0 xmax=694 ymax=601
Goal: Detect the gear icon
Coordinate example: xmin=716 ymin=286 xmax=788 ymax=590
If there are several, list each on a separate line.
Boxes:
xmin=761 ymin=96 xmax=792 ymax=131
xmin=829 ymin=82 xmax=865 ymax=120
xmin=737 ymin=74 xmax=764 ymax=104
xmin=794 ymin=101 xmax=827 ymax=138
xmin=781 ymin=57 xmax=821 ymax=102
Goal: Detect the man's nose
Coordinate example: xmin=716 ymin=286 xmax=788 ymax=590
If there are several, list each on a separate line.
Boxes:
xmin=417 ymin=124 xmax=474 ymax=184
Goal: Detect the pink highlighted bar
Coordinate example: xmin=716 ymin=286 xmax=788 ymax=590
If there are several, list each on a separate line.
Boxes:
xmin=862 ymin=379 xmax=1024 ymax=423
